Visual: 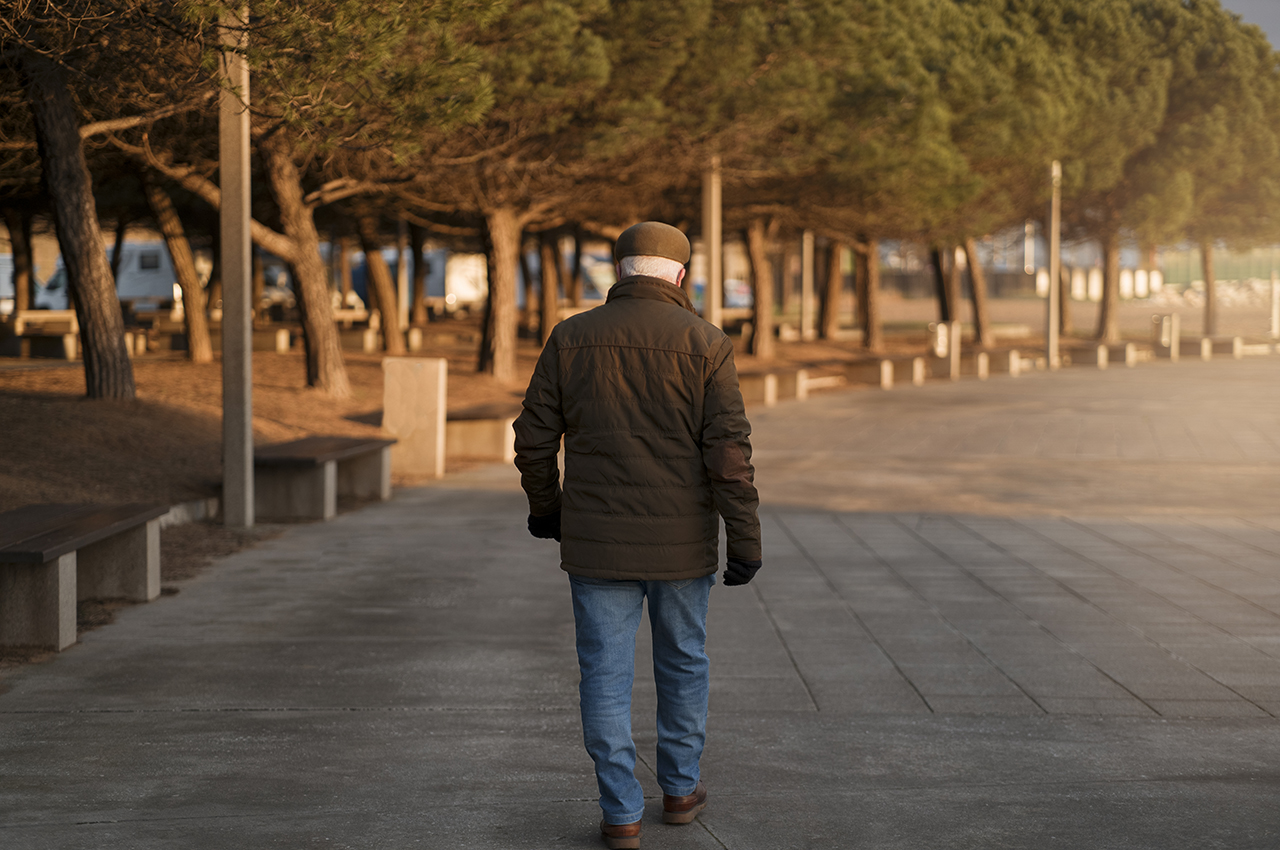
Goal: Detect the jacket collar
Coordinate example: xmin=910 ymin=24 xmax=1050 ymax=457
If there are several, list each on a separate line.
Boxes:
xmin=606 ymin=276 xmax=697 ymax=314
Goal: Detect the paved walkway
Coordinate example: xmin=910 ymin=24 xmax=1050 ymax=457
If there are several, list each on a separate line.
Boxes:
xmin=3 ymin=357 xmax=1280 ymax=848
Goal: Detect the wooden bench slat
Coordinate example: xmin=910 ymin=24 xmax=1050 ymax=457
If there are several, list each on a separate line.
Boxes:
xmin=0 ymin=504 xmax=91 ymax=545
xmin=255 ymin=436 xmax=395 ymax=467
xmin=0 ymin=503 xmax=169 ymax=564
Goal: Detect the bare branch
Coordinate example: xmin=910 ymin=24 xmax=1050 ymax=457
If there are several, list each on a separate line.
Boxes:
xmin=106 ymin=132 xmax=297 ymax=262
xmin=302 ymin=176 xmax=413 ymax=208
xmin=578 ymin=220 xmax=626 ymax=240
xmin=79 ymin=92 xmax=216 ymax=139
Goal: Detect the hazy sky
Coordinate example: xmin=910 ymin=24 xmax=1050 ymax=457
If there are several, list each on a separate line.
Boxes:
xmin=1219 ymin=0 xmax=1280 ymax=48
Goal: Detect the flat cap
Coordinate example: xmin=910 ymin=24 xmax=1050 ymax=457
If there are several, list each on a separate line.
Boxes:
xmin=614 ymin=221 xmax=691 ymax=265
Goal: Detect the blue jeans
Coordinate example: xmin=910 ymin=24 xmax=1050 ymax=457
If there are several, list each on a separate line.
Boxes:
xmin=569 ymin=573 xmax=715 ymax=825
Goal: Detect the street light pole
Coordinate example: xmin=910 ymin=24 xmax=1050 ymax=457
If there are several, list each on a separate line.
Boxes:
xmin=220 ymin=8 xmax=253 ymax=528
xmin=701 ymin=155 xmax=723 ymax=329
xmin=1046 ymin=160 xmax=1062 ymax=370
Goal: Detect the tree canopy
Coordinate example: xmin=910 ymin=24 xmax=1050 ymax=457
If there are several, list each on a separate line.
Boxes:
xmin=3 ymin=0 xmax=1279 ymax=391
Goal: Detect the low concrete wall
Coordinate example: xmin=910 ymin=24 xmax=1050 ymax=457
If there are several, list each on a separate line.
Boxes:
xmin=446 ymin=417 xmax=516 ymax=462
xmin=160 ymin=497 xmax=220 ymax=529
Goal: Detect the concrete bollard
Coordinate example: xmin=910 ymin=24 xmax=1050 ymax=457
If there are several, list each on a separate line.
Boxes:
xmin=1097 ymin=344 xmax=1109 ymax=370
xmin=382 ymin=357 xmax=447 ymax=478
xmin=949 ymin=320 xmax=961 ymax=380
xmin=275 ymin=328 xmax=290 ymax=353
xmin=1009 ymin=349 xmax=1021 ymax=378
xmin=1125 ymin=343 xmax=1137 ymax=368
xmin=796 ymin=369 xmax=809 ymax=401
xmin=362 ymin=329 xmax=379 ymax=353
xmin=1200 ymin=337 xmax=1212 ymax=361
xmin=976 ymin=351 xmax=989 ymax=380
xmin=1232 ymin=336 xmax=1243 ymax=360
xmin=911 ymin=357 xmax=926 ymax=387
xmin=763 ymin=373 xmax=778 ymax=407
xmin=1169 ymin=314 xmax=1180 ymax=362
xmin=1272 ymin=272 xmax=1279 ymax=339
xmin=408 ymin=327 xmax=423 ymax=352
xmin=931 ymin=322 xmax=949 ymax=357
xmin=124 ymin=331 xmax=135 ymax=358
xmin=880 ymin=360 xmax=894 ymax=390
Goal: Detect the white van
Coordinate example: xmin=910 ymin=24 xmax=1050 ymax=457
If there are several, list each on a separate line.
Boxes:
xmin=21 ymin=241 xmax=181 ymax=311
xmin=0 ymin=255 xmax=14 ymax=315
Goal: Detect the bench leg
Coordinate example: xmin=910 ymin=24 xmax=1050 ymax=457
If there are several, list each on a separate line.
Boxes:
xmin=76 ymin=518 xmax=161 ymax=602
xmin=0 ymin=553 xmax=77 ymax=650
xmin=337 ymin=446 xmax=393 ymax=501
xmin=255 ymin=461 xmax=337 ymax=521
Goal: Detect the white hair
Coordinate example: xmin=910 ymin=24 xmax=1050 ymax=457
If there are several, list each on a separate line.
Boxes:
xmin=618 ymin=255 xmax=686 ymax=283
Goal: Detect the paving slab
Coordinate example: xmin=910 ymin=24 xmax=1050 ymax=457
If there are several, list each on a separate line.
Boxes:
xmin=3 ymin=356 xmax=1280 ymax=847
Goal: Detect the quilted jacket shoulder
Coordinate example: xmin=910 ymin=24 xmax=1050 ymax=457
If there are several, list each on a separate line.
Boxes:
xmin=513 ymin=275 xmax=761 ymax=580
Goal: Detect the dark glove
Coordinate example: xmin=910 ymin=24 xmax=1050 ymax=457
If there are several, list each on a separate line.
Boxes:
xmin=527 ymin=511 xmax=561 ymax=542
xmin=723 ymin=558 xmax=762 ymax=586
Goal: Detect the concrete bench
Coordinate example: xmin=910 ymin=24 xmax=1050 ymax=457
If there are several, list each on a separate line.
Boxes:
xmin=1 ymin=309 xmax=79 ymax=359
xmin=255 ymin=436 xmax=395 ymax=521
xmin=0 ymin=503 xmax=166 ymax=650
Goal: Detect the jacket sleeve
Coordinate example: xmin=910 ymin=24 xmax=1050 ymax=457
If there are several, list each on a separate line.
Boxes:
xmin=700 ymin=336 xmax=762 ymax=561
xmin=513 ymin=335 xmax=564 ymax=517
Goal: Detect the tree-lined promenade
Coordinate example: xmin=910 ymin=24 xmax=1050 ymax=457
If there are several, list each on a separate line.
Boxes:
xmin=3 ymin=0 xmax=1279 ymax=398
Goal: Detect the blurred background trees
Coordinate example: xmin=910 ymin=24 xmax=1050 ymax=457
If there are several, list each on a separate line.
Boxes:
xmin=2 ymin=0 xmax=1279 ymax=394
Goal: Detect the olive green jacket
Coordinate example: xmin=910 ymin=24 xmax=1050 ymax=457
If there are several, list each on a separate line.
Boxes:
xmin=513 ymin=276 xmax=761 ymax=580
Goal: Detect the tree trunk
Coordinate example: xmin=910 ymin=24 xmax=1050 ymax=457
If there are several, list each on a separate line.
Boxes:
xmin=251 ymin=250 xmax=265 ymax=320
xmin=558 ymin=235 xmax=575 ymax=311
xmin=853 ymin=246 xmax=869 ymax=339
xmin=946 ymin=245 xmax=963 ymax=323
xmin=23 ymin=54 xmax=134 ymax=399
xmin=540 ymin=235 xmax=560 ymax=345
xmin=519 ymin=246 xmax=536 ymax=331
xmin=1097 ymin=228 xmax=1121 ymax=343
xmin=862 ymin=239 xmax=884 ymax=352
xmin=337 ymin=235 xmax=353 ymax=306
xmin=964 ymin=238 xmax=990 ymax=347
xmin=484 ymin=206 xmax=521 ymax=382
xmin=358 ymin=215 xmax=406 ymax=354
xmin=208 ymin=227 xmax=222 ymax=316
xmin=259 ymin=135 xmax=350 ymax=397
xmin=930 ymin=246 xmax=952 ymax=323
xmin=1201 ymin=240 xmax=1216 ymax=337
xmin=853 ymin=247 xmax=868 ymax=340
xmin=143 ymin=177 xmax=213 ymax=363
xmin=109 ymin=216 xmax=128 ymax=283
xmin=746 ymin=218 xmax=775 ymax=360
xmin=820 ymin=240 xmax=844 ymax=340
xmin=780 ymin=239 xmax=797 ymax=318
xmin=4 ymin=209 xmax=34 ymax=311
xmin=477 ymin=227 xmax=495 ymax=374
xmin=1059 ymin=261 xmax=1073 ymax=336
xmin=395 ymin=218 xmax=410 ymax=332
xmin=409 ymin=224 xmax=428 ymax=326
xmin=569 ymin=228 xmax=584 ymax=307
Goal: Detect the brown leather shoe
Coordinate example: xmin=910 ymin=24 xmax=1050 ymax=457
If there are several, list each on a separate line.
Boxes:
xmin=600 ymin=818 xmax=642 ymax=849
xmin=662 ymin=780 xmax=708 ymax=824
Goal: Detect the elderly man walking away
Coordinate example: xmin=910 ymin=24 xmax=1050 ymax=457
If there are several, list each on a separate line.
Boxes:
xmin=514 ymin=221 xmax=763 ymax=849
